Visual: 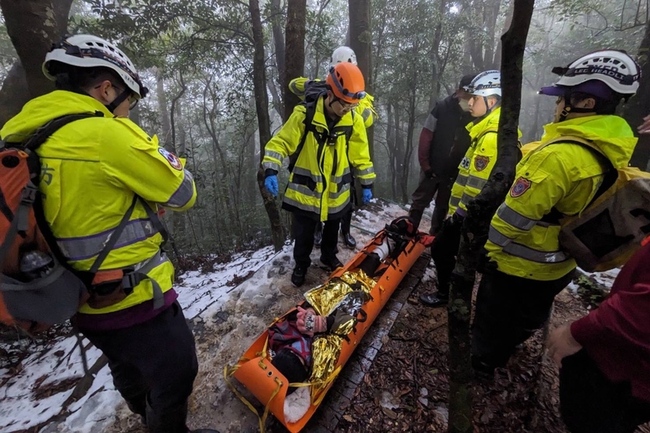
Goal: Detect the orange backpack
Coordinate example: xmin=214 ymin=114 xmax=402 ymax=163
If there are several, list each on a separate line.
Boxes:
xmin=0 ymin=114 xmax=96 ymax=332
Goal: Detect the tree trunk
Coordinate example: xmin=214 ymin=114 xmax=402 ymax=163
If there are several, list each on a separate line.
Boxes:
xmin=624 ymin=20 xmax=650 ymax=169
xmin=249 ymin=0 xmax=285 ymax=251
xmin=283 ymin=0 xmax=306 ymax=122
xmin=270 ymin=0 xmax=286 ymax=95
xmin=349 ymin=0 xmax=373 ymax=157
xmin=0 ymin=62 xmax=29 ymax=128
xmin=0 ymin=0 xmax=73 ymax=126
xmin=155 ymin=67 xmax=173 ymax=151
xmin=447 ymin=2 xmax=535 ymax=433
xmin=268 ymin=0 xmax=286 ymax=118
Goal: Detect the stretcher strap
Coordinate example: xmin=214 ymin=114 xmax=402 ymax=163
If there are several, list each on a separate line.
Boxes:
xmin=223 ymin=334 xmax=281 ymax=433
xmin=224 ymin=361 xmax=269 ymax=433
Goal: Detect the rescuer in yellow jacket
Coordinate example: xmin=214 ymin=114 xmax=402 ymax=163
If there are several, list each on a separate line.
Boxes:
xmin=0 ymin=35 xmax=216 ymax=433
xmin=424 ymin=70 xmax=508 ymax=308
xmin=471 ymin=50 xmax=641 ymax=380
xmin=289 ymin=45 xmax=376 ymax=250
xmin=263 ymin=62 xmax=375 ymax=287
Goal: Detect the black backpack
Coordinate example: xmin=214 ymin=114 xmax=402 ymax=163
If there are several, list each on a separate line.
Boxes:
xmin=287 ymin=81 xmax=355 ymax=172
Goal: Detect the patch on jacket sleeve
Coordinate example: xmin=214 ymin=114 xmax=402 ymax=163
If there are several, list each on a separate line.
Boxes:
xmin=459 ymin=156 xmax=470 ymax=170
xmin=474 ymin=155 xmax=490 ymax=172
xmin=510 ymin=177 xmax=531 ymax=198
xmin=158 ymin=147 xmax=183 ymax=170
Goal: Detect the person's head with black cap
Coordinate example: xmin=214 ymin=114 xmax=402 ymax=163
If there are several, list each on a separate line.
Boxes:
xmin=455 ymin=73 xmax=477 ymax=112
xmin=271 ymin=348 xmax=309 ymax=395
xmin=538 ymin=50 xmax=640 ymax=123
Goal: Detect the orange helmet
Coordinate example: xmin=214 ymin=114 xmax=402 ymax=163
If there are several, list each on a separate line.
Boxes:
xmin=326 ymin=62 xmax=366 ymax=103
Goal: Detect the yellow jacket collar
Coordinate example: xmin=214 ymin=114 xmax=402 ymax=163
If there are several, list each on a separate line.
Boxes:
xmin=541 ymin=115 xmax=637 ymax=168
xmin=1 ymin=90 xmax=113 ymax=141
xmin=467 ymin=106 xmax=501 ymax=139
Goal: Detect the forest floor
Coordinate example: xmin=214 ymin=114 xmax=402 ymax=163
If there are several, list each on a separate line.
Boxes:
xmin=332 ymin=275 xmax=584 ymax=433
xmin=3 ymin=199 xmax=650 ymax=433
xmin=263 ymin=257 xmax=650 ymax=433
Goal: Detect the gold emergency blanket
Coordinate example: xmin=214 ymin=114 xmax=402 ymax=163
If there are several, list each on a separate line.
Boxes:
xmin=303 ymin=270 xmax=377 ymax=401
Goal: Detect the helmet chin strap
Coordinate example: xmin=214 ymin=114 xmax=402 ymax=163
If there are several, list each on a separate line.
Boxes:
xmin=558 ymin=90 xmax=592 ymax=122
xmin=475 ymin=96 xmax=500 ymax=122
xmin=106 ymin=89 xmax=130 ymax=113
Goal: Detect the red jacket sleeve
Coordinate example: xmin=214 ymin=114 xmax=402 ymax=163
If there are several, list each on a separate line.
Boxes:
xmin=571 ymin=242 xmax=650 ymax=355
xmin=418 ymin=128 xmax=434 ymax=172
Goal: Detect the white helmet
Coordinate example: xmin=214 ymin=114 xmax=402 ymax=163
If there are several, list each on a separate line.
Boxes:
xmin=330 ymin=46 xmax=357 ymax=67
xmin=464 ymin=70 xmax=501 ymax=97
xmin=542 ymin=50 xmax=640 ymax=96
xmin=43 ymin=34 xmax=148 ymax=99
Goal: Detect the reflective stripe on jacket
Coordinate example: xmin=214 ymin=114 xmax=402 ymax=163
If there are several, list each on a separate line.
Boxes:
xmin=289 ymin=76 xmax=376 ymax=128
xmin=485 ymin=115 xmax=637 ymax=281
xmin=0 ymin=90 xmax=197 ymax=314
xmin=262 ymin=97 xmax=375 ymax=221
xmin=448 ymin=107 xmax=503 ymax=216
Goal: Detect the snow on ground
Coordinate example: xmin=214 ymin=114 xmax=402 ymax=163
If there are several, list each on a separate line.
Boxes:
xmin=0 ymin=198 xmax=620 ymax=433
xmin=0 ymin=199 xmax=415 ymax=433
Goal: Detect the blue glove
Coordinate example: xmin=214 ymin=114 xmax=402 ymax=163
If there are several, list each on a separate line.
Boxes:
xmin=362 ymin=188 xmax=373 ymax=204
xmin=265 ymin=175 xmax=278 ymax=197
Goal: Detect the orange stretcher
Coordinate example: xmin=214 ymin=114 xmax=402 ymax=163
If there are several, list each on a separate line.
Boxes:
xmin=225 ymin=223 xmax=432 ymax=432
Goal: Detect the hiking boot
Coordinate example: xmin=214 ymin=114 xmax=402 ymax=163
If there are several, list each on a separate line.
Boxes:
xmin=320 ymin=255 xmax=343 ymax=271
xmin=419 ymin=292 xmax=448 ymax=307
xmin=341 ymin=231 xmax=357 ymax=249
xmin=291 ymin=266 xmax=307 ymax=287
xmin=314 ymin=225 xmax=323 ymax=248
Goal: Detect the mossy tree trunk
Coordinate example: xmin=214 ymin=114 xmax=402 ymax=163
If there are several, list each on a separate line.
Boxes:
xmin=249 ymin=0 xmax=285 ymax=251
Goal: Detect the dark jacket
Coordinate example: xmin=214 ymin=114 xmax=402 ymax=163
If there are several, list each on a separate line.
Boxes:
xmin=571 ymin=239 xmax=650 ymax=403
xmin=417 ymin=94 xmax=472 ymax=181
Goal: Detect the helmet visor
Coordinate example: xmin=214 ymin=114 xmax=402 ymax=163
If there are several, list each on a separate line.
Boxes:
xmin=540 ymin=81 xmax=614 ymax=101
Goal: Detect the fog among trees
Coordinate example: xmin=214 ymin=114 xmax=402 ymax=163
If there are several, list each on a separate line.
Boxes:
xmin=1 ymin=0 xmax=648 ymax=257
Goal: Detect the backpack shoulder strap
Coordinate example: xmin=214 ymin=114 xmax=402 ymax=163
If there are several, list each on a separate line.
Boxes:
xmin=1 ymin=112 xmax=105 ymax=269
xmin=23 ymin=111 xmax=105 ymax=151
xmin=288 ymin=99 xmax=319 ymax=172
xmin=542 ymin=135 xmax=615 ymax=174
xmin=540 ymin=135 xmax=617 ymax=224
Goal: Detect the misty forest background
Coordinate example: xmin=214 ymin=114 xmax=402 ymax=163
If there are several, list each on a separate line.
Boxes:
xmin=1 ymin=0 xmax=650 ymax=260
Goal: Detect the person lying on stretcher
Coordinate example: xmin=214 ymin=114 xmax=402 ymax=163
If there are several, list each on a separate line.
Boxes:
xmin=266 ymin=216 xmax=424 ymax=422
xmin=268 ymin=292 xmax=368 ymax=393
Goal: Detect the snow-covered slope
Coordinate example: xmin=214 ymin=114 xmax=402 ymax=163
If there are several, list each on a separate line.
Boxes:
xmin=0 ymin=199 xmax=416 ymax=433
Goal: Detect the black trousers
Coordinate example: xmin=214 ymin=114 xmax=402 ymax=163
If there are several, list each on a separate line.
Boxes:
xmin=560 ymin=350 xmax=650 ymax=433
xmin=471 ymin=269 xmax=574 ymax=369
xmin=340 ymin=207 xmax=353 ymax=235
xmin=81 ymin=301 xmax=198 ymax=433
xmin=408 ymin=171 xmax=452 ymax=235
xmin=293 ymin=213 xmax=340 ymax=269
xmin=317 ymin=207 xmax=353 ymax=237
xmin=430 ymin=215 xmax=463 ymax=298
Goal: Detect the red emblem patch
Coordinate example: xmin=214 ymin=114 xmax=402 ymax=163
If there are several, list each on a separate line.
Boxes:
xmin=158 ymin=147 xmax=183 ymax=171
xmin=474 ymin=155 xmax=490 ymax=172
xmin=510 ymin=177 xmax=532 ymax=198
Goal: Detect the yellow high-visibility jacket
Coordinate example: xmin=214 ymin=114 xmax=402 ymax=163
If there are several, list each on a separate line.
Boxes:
xmin=485 ymin=115 xmax=637 ymax=281
xmin=1 ymin=90 xmax=197 ymax=314
xmin=448 ymin=107 xmax=509 ymax=216
xmin=289 ymin=76 xmax=376 ymax=128
xmin=262 ymin=96 xmax=375 ymax=221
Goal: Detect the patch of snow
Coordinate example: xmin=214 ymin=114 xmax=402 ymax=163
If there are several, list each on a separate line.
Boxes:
xmin=0 ymin=201 xmax=424 ymax=433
